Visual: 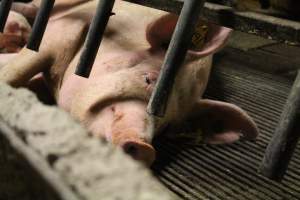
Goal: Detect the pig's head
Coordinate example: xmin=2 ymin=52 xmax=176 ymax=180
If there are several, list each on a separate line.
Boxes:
xmin=0 ymin=11 xmax=32 ymax=53
xmin=63 ymin=68 xmax=158 ymax=166
xmin=60 ymin=13 xmax=257 ymax=166
xmin=146 ymin=14 xmax=258 ymax=145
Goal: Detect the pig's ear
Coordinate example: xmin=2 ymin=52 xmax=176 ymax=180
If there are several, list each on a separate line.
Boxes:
xmin=146 ymin=14 xmax=178 ymax=49
xmin=189 ymin=21 xmax=232 ymax=57
xmin=188 ymin=99 xmax=259 ymax=144
xmin=146 ymin=14 xmax=232 ymax=57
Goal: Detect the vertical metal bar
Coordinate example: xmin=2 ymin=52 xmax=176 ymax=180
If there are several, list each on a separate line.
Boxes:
xmin=75 ymin=0 xmax=115 ymax=78
xmin=147 ymin=0 xmax=205 ymax=117
xmin=0 ymin=0 xmax=13 ymax=32
xmin=27 ymin=0 xmax=55 ymax=51
xmin=260 ymin=70 xmax=300 ymax=181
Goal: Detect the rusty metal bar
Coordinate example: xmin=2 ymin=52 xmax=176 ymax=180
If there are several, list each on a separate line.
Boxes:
xmin=0 ymin=0 xmax=13 ymax=32
xmin=75 ymin=0 xmax=115 ymax=78
xmin=259 ymin=70 xmax=300 ymax=181
xmin=147 ymin=0 xmax=205 ymax=116
xmin=27 ymin=0 xmax=55 ymax=51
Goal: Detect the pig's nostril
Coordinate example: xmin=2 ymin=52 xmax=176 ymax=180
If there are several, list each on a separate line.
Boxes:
xmin=121 ymin=141 xmax=156 ymax=166
xmin=124 ymin=143 xmax=138 ymax=156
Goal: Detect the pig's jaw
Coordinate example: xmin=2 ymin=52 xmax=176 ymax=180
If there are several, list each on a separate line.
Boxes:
xmin=87 ymin=100 xmax=156 ymax=166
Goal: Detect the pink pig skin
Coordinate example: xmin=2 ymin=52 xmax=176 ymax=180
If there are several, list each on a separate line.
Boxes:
xmin=0 ymin=0 xmax=258 ymax=166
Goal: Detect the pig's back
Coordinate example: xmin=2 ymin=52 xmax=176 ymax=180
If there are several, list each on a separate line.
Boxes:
xmin=62 ymin=0 xmax=167 ymax=79
xmin=57 ymin=0 xmax=167 ymax=102
xmin=43 ymin=0 xmax=164 ymax=98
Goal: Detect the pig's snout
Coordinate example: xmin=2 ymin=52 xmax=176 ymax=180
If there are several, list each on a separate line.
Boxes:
xmin=121 ymin=140 xmax=156 ymax=166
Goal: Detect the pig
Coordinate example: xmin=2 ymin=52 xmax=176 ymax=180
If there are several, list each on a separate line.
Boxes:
xmin=0 ymin=11 xmax=31 ymax=53
xmin=0 ymin=1 xmax=38 ymax=65
xmin=0 ymin=0 xmax=258 ymax=166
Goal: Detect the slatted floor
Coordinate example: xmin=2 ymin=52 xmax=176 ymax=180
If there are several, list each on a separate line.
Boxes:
xmin=152 ymin=51 xmax=300 ymax=200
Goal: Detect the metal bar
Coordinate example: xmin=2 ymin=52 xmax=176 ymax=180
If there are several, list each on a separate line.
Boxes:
xmin=147 ymin=0 xmax=205 ymax=116
xmin=0 ymin=0 xmax=13 ymax=32
xmin=75 ymin=0 xmax=115 ymax=78
xmin=27 ymin=0 xmax=55 ymax=51
xmin=260 ymin=70 xmax=300 ymax=181
xmin=124 ymin=0 xmax=300 ymax=45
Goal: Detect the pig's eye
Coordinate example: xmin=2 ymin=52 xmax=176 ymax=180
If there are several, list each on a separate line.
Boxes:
xmin=145 ymin=76 xmax=151 ymax=84
xmin=143 ymin=72 xmax=158 ymax=85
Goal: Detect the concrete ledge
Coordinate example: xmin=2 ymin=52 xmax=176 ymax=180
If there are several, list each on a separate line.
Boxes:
xmin=0 ymin=83 xmax=176 ymax=200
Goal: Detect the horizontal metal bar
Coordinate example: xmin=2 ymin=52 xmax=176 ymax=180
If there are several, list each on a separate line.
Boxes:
xmin=75 ymin=0 xmax=115 ymax=78
xmin=27 ymin=0 xmax=55 ymax=51
xmin=259 ymin=70 xmax=300 ymax=181
xmin=0 ymin=0 xmax=13 ymax=32
xmin=124 ymin=0 xmax=300 ymax=45
xmin=147 ymin=0 xmax=205 ymax=116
